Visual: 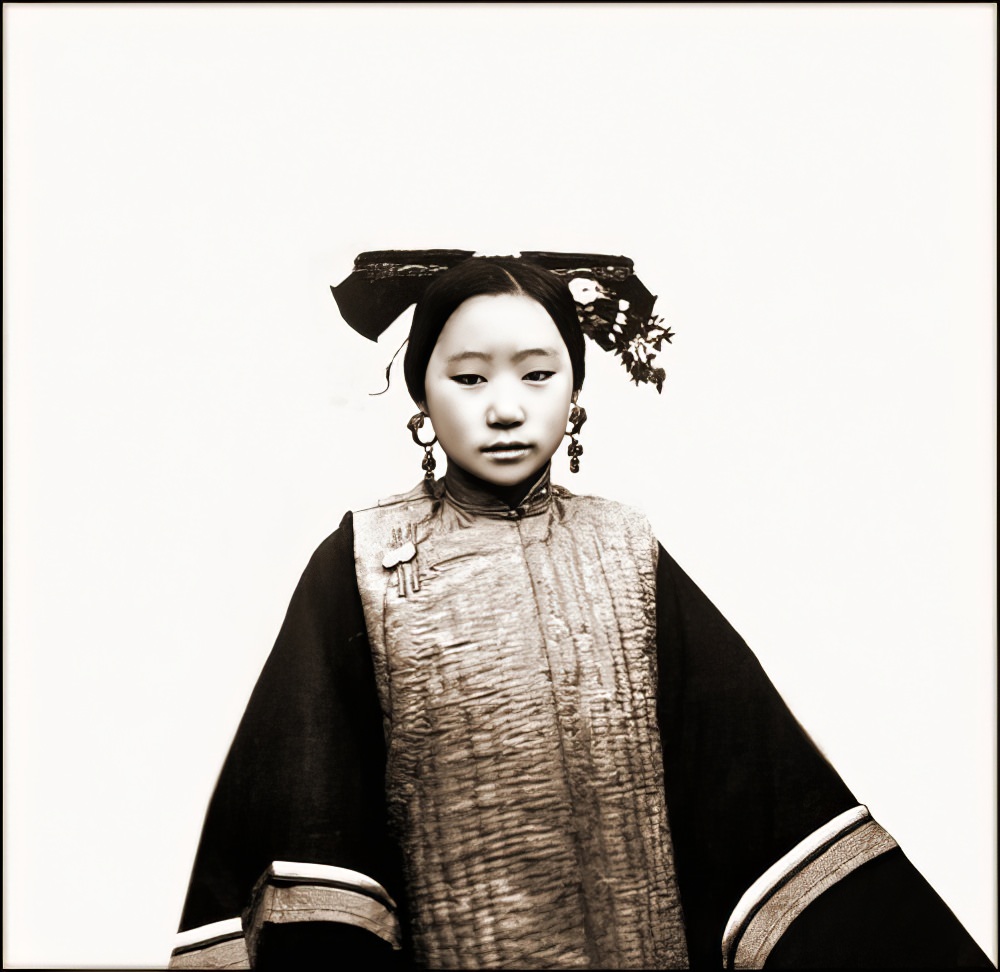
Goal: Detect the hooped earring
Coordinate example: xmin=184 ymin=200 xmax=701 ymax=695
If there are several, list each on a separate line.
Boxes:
xmin=408 ymin=412 xmax=438 ymax=481
xmin=565 ymin=403 xmax=587 ymax=474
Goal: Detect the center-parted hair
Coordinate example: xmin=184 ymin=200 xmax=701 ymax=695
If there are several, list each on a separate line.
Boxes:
xmin=403 ymin=258 xmax=586 ymax=405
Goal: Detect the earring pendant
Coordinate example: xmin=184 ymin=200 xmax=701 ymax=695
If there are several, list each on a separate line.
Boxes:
xmin=408 ymin=412 xmax=438 ymax=481
xmin=565 ymin=404 xmax=587 ymax=473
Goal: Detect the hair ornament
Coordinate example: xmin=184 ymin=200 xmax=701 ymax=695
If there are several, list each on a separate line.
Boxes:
xmin=331 ymin=249 xmax=673 ymax=391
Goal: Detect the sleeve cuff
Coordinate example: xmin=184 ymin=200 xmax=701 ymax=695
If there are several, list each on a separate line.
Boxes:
xmin=243 ymin=860 xmax=401 ymax=964
xmin=722 ymin=805 xmax=897 ymax=969
xmin=169 ymin=917 xmax=250 ymax=969
xmin=170 ymin=862 xmax=401 ymax=969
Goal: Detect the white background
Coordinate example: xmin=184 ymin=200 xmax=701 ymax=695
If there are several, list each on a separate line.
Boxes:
xmin=4 ymin=5 xmax=995 ymax=967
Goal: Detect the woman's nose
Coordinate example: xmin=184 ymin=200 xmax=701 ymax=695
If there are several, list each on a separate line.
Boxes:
xmin=486 ymin=394 xmax=525 ymax=428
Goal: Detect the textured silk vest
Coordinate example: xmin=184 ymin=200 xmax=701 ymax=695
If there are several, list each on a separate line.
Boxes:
xmin=353 ymin=472 xmax=688 ymax=969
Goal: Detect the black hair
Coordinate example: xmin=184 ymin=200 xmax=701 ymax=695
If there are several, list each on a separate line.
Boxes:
xmin=403 ymin=258 xmax=586 ymax=405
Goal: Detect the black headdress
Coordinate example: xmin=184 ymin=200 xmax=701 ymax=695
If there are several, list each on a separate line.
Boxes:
xmin=331 ymin=249 xmax=674 ymax=391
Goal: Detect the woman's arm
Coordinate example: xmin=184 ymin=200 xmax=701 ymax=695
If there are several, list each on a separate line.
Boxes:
xmin=655 ymin=543 xmax=992 ymax=969
xmin=170 ymin=514 xmax=407 ymax=969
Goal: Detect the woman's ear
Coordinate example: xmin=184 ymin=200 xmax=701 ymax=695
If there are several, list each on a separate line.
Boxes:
xmin=571 ymin=390 xmax=579 ymax=405
xmin=416 ymin=401 xmax=428 ymax=415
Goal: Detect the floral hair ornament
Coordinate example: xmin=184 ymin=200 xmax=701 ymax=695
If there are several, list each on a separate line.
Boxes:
xmin=331 ymin=249 xmax=674 ymax=391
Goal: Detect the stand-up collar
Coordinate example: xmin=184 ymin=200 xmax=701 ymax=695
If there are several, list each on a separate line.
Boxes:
xmin=439 ymin=463 xmax=554 ymax=521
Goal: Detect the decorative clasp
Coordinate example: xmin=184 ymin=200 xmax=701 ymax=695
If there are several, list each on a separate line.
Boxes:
xmin=383 ymin=526 xmax=420 ymax=597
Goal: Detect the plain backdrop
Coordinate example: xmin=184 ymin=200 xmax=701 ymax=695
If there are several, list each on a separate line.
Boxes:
xmin=4 ymin=4 xmax=995 ymax=968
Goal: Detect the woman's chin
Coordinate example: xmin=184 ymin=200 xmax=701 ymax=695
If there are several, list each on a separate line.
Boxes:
xmin=448 ymin=453 xmax=552 ymax=489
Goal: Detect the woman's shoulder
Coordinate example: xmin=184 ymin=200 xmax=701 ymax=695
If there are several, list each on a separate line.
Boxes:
xmin=553 ymin=486 xmax=660 ymax=555
xmin=300 ymin=511 xmax=358 ymax=580
xmin=300 ymin=483 xmax=436 ymax=582
xmin=353 ymin=479 xmax=433 ymax=514
xmin=306 ymin=481 xmax=431 ymax=560
xmin=556 ymin=485 xmax=655 ymax=527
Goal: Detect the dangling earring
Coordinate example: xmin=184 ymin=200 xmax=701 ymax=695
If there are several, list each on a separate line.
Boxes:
xmin=565 ymin=403 xmax=587 ymax=473
xmin=407 ymin=412 xmax=437 ymax=481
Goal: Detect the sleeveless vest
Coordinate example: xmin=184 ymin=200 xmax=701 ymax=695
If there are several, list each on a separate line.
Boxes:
xmin=353 ymin=474 xmax=688 ymax=969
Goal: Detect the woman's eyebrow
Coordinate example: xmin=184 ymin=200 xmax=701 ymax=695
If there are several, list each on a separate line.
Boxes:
xmin=444 ymin=347 xmax=560 ymax=365
xmin=445 ymin=350 xmax=492 ymax=364
xmin=512 ymin=347 xmax=560 ymax=363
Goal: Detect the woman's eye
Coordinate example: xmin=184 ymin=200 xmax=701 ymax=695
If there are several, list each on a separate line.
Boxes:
xmin=523 ymin=370 xmax=555 ymax=382
xmin=450 ymin=374 xmax=486 ymax=386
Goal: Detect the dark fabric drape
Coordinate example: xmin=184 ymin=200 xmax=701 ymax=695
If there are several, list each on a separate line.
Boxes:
xmin=177 ymin=513 xmax=408 ymax=965
xmin=175 ymin=521 xmax=993 ymax=968
xmin=654 ymin=544 xmax=992 ymax=969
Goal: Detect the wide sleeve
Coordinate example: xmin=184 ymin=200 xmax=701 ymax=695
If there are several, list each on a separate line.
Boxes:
xmin=655 ymin=544 xmax=993 ymax=969
xmin=169 ymin=513 xmax=408 ymax=969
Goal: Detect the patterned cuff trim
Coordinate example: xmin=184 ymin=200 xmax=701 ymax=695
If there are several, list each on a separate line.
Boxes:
xmin=169 ymin=917 xmax=249 ymax=969
xmin=722 ymin=805 xmax=898 ymax=969
xmin=243 ymin=860 xmax=402 ymax=963
xmin=268 ymin=859 xmax=398 ymax=910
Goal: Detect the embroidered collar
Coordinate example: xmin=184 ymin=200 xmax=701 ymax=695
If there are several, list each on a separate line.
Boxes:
xmin=438 ymin=465 xmax=554 ymax=521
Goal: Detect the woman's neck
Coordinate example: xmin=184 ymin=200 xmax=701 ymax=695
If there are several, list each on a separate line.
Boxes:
xmin=444 ymin=461 xmax=550 ymax=510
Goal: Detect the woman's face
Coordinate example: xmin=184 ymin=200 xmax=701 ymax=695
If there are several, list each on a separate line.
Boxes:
xmin=422 ymin=293 xmax=576 ymax=488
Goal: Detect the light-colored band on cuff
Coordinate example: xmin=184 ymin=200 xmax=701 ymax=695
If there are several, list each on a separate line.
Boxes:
xmin=722 ymin=805 xmax=898 ymax=969
xmin=169 ymin=917 xmax=249 ymax=969
xmin=243 ymin=860 xmax=402 ymax=964
xmin=269 ymin=859 xmax=397 ymax=910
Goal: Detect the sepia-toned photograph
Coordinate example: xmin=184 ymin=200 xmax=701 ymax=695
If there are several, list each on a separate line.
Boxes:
xmin=4 ymin=4 xmax=995 ymax=969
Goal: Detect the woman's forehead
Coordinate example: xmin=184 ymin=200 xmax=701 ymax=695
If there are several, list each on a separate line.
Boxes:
xmin=433 ymin=293 xmax=569 ymax=359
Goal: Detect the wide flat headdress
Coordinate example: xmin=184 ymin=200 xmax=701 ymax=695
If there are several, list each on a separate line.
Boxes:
xmin=331 ymin=249 xmax=673 ymax=391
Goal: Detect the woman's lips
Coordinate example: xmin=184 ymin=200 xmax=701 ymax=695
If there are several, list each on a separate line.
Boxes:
xmin=481 ymin=443 xmax=533 ymax=462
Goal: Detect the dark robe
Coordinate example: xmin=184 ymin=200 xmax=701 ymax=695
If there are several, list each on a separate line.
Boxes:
xmin=171 ymin=504 xmax=992 ymax=969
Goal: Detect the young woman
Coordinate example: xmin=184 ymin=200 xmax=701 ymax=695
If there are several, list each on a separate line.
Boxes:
xmin=170 ymin=252 xmax=991 ymax=970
